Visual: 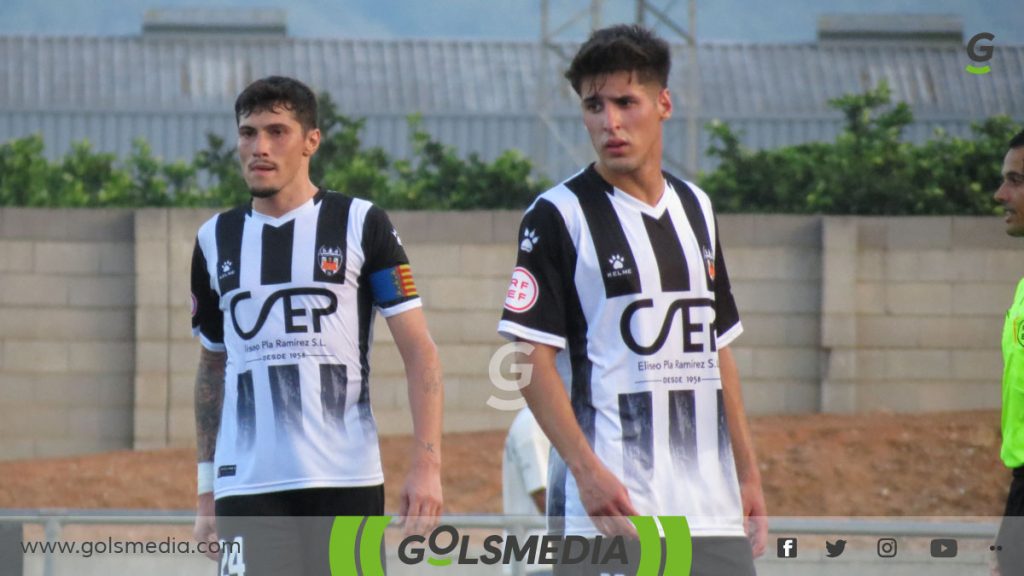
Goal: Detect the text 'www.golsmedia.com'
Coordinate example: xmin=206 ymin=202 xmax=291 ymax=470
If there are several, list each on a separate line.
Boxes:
xmin=21 ymin=537 xmax=238 ymax=558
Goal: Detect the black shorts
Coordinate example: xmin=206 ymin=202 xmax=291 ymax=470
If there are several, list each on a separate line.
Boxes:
xmin=215 ymin=485 xmax=385 ymax=576
xmin=997 ymin=468 xmax=1024 ymax=576
xmin=550 ymin=536 xmax=755 ymax=576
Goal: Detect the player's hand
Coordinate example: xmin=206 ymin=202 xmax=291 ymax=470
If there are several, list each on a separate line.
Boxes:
xmin=576 ymin=461 xmax=639 ymax=538
xmin=741 ymin=479 xmax=768 ymax=557
xmin=398 ymin=457 xmax=443 ymax=537
xmin=193 ymin=492 xmax=219 ymax=562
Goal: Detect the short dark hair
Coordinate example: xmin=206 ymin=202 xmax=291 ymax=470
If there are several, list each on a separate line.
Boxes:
xmin=235 ymin=76 xmax=318 ymax=131
xmin=564 ymin=24 xmax=671 ymax=95
xmin=1010 ymin=129 xmax=1024 ymax=150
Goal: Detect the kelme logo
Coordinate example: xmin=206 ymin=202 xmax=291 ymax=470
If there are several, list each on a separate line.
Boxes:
xmin=328 ymin=516 xmax=692 ymax=575
xmin=965 ymin=32 xmax=994 ymax=75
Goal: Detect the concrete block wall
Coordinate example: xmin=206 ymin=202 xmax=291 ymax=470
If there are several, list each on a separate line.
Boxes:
xmin=831 ymin=217 xmax=1021 ymax=412
xmin=2 ymin=209 xmax=1019 ymax=459
xmin=369 ymin=211 xmax=523 ymax=435
xmin=0 ymin=209 xmax=136 ymax=459
xmin=719 ymin=216 xmax=823 ymax=414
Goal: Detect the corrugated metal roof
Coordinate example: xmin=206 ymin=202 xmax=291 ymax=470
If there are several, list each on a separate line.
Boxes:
xmin=0 ymin=35 xmax=1021 ymax=177
xmin=2 ymin=35 xmax=1020 ymax=116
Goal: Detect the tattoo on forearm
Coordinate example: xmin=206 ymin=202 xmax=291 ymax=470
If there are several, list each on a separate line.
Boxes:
xmin=195 ymin=351 xmax=225 ymax=462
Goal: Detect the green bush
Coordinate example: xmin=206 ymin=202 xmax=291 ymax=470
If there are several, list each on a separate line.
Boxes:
xmin=698 ymin=81 xmax=1020 ymax=215
xmin=0 ymin=93 xmax=550 ymax=210
xmin=1 ymin=85 xmax=1017 ymax=212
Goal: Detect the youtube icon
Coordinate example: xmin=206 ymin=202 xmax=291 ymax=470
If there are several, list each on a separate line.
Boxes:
xmin=930 ymin=539 xmax=957 ymax=558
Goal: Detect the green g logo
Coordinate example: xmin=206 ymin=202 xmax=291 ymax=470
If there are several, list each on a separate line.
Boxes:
xmin=965 ymin=32 xmax=994 ymax=75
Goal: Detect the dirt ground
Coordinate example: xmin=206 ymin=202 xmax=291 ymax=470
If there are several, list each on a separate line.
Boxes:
xmin=0 ymin=410 xmax=1011 ymax=517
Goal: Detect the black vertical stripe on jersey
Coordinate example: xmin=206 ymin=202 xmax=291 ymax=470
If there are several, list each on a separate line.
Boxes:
xmin=668 ymin=389 xmax=699 ymax=476
xmin=642 ymin=211 xmax=690 ymax=292
xmin=547 ymin=452 xmax=568 ymax=536
xmin=191 ymin=240 xmax=224 ymax=343
xmin=618 ymin=391 xmax=655 ymax=487
xmin=269 ymin=364 xmax=304 ymax=441
xmin=355 ymin=275 xmax=377 ymax=439
xmin=565 ymin=165 xmax=642 ymax=298
xmin=313 ymin=191 xmax=352 ymax=284
xmin=214 ymin=206 xmax=247 ymax=294
xmin=717 ymin=389 xmax=737 ymax=481
xmin=320 ymin=363 xmax=348 ymax=433
xmin=665 ymin=173 xmax=714 ymax=291
xmin=236 ymin=371 xmax=256 ymax=453
xmin=260 ymin=220 xmax=295 ymax=285
xmin=550 ymin=227 xmax=590 ymax=536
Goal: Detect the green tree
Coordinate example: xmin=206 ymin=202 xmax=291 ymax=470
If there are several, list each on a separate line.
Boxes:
xmin=700 ymin=81 xmax=1020 ymax=215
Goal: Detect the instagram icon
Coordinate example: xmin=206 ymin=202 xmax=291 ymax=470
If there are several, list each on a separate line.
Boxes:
xmin=877 ymin=538 xmax=897 ymax=558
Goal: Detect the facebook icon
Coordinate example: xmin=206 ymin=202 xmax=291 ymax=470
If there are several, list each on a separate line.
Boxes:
xmin=777 ymin=538 xmax=798 ymax=558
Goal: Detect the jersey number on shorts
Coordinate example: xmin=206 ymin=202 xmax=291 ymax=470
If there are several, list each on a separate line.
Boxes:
xmin=220 ymin=536 xmax=246 ymax=576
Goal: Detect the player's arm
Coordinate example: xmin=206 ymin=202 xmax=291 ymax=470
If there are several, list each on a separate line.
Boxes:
xmin=719 ymin=345 xmax=767 ymax=557
xmin=519 ymin=341 xmax=638 ymax=537
xmin=387 ymin=308 xmax=443 ymax=535
xmin=193 ymin=346 xmax=226 ymax=560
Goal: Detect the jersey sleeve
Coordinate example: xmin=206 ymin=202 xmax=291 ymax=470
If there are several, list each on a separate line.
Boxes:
xmin=361 ymin=205 xmax=422 ymax=318
xmin=712 ymin=217 xmax=742 ymax=348
xmin=498 ymin=199 xmax=574 ymax=349
xmin=190 ymin=237 xmax=225 ymax=352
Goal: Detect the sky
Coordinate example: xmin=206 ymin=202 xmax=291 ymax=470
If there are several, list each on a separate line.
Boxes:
xmin=1 ymin=0 xmax=1022 ymax=44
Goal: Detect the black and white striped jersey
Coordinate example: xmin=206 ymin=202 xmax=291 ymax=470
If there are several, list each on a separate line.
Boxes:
xmin=191 ymin=189 xmax=420 ymax=499
xmin=498 ymin=165 xmax=745 ymax=538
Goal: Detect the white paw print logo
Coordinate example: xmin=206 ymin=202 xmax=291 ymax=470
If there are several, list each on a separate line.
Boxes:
xmin=609 ymin=254 xmax=625 ymax=270
xmin=391 ymin=228 xmax=403 ymax=246
xmin=220 ymin=260 xmax=234 ymax=276
xmin=520 ymin=229 xmax=539 ymax=253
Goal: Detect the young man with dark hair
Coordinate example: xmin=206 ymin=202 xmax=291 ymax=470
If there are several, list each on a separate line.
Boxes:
xmin=499 ymin=25 xmax=765 ymax=575
xmin=993 ymin=128 xmax=1024 ymax=576
xmin=190 ymin=75 xmax=443 ymax=575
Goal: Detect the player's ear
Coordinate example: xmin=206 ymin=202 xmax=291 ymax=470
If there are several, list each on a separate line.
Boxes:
xmin=658 ymin=88 xmax=673 ymax=121
xmin=304 ymin=128 xmax=321 ymax=157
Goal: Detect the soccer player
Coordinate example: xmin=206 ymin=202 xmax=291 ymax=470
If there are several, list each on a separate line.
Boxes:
xmin=993 ymin=128 xmax=1024 ymax=576
xmin=498 ymin=25 xmax=766 ymax=575
xmin=189 ymin=76 xmax=443 ymax=575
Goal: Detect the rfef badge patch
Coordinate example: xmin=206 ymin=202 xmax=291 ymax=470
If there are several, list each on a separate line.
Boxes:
xmin=505 ymin=267 xmax=538 ymax=313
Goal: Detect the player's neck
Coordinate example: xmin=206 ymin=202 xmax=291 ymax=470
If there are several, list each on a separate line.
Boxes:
xmin=251 ymin=179 xmax=319 ymax=219
xmin=595 ymin=160 xmax=665 ymax=207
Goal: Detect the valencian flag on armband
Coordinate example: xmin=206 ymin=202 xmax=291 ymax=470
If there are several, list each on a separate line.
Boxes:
xmin=370 ymin=264 xmax=418 ymax=305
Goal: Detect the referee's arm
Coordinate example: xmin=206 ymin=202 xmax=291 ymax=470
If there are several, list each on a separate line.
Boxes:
xmin=719 ymin=346 xmax=767 ymax=557
xmin=192 ymin=347 xmax=226 ymax=560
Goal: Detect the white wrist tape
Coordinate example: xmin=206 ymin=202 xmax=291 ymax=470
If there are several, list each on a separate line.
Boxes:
xmin=197 ymin=462 xmax=215 ymax=495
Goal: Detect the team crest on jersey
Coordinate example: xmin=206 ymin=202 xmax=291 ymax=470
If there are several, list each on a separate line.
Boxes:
xmin=318 ymin=246 xmax=343 ymax=276
xmin=218 ymin=259 xmax=235 ymax=281
xmin=520 ymin=229 xmax=539 ymax=253
xmin=505 ymin=267 xmax=538 ymax=313
xmin=703 ymin=247 xmax=716 ymax=281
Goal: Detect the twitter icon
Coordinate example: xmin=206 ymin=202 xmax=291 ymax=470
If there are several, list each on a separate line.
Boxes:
xmin=826 ymin=540 xmax=847 ymax=558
